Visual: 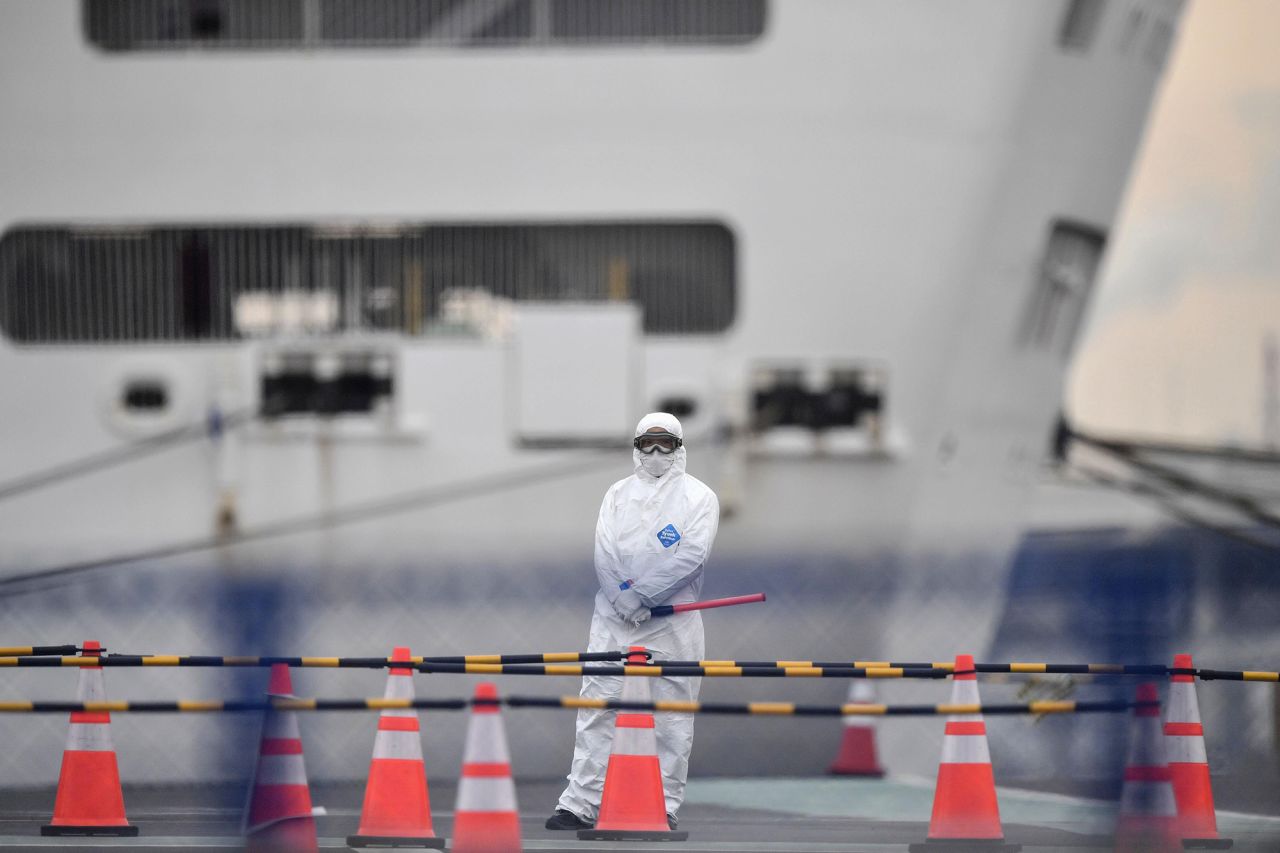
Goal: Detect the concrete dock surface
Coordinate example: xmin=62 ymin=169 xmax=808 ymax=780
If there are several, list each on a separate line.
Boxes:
xmin=2 ymin=776 xmax=1278 ymax=852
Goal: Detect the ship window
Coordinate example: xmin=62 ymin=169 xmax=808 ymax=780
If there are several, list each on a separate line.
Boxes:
xmin=122 ymin=379 xmax=169 ymax=412
xmin=260 ymin=350 xmax=394 ymax=418
xmin=1058 ymin=0 xmax=1106 ymax=52
xmin=1018 ymin=221 xmax=1106 ymax=355
xmin=750 ymin=364 xmax=888 ymax=456
xmin=0 ymin=222 xmax=735 ymax=343
xmin=83 ymin=0 xmax=766 ymax=50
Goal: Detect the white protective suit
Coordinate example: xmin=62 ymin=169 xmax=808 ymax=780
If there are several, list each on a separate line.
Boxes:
xmin=555 ymin=412 xmax=720 ymax=821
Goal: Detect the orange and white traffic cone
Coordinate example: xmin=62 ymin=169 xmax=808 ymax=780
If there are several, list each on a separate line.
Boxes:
xmin=1116 ymin=682 xmax=1179 ymax=853
xmin=451 ymin=682 xmax=522 ymax=853
xmin=244 ymin=664 xmax=323 ymax=853
xmin=41 ymin=640 xmax=138 ymax=837
xmin=1164 ymin=657 xmax=1232 ymax=850
xmin=828 ymin=678 xmax=886 ymax=776
xmin=348 ymin=647 xmax=444 ymax=848
xmin=578 ymin=646 xmax=688 ymax=842
xmin=909 ymin=653 xmax=1020 ymax=853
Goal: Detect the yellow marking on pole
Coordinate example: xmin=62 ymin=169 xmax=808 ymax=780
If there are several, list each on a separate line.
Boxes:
xmin=654 ymin=700 xmax=702 ymax=713
xmin=839 ymin=704 xmax=888 ymax=715
xmin=1028 ymin=701 xmax=1077 ymax=714
xmin=302 ymin=657 xmax=339 ymax=667
xmin=542 ymin=653 xmax=584 ymax=663
xmin=0 ymin=648 xmax=34 ymax=656
xmin=747 ymin=702 xmax=796 ymax=716
xmin=776 ymin=661 xmax=813 ymax=668
xmin=368 ymin=699 xmax=413 ymax=710
xmin=224 ymin=657 xmax=260 ymax=666
xmin=701 ymin=667 xmax=743 ymax=677
xmin=274 ymin=699 xmax=317 ymax=711
xmin=783 ymin=667 xmax=823 ymax=677
xmin=0 ymin=701 xmax=34 ymax=711
xmin=934 ymin=662 xmax=954 ymax=670
xmin=62 ymin=656 xmax=94 ymax=666
xmin=866 ymin=668 xmax=904 ymax=678
xmin=463 ymin=656 xmax=501 ymax=664
xmin=0 ymin=659 xmax=16 ymax=667
xmin=1089 ymin=664 xmax=1124 ymax=674
xmin=1011 ymin=663 xmax=1048 ymax=674
xmin=177 ymin=701 xmax=225 ymax=712
xmin=936 ymin=703 xmax=982 ymax=715
xmin=1243 ymin=671 xmax=1280 ymax=682
xmin=562 ymin=697 xmax=608 ymax=710
xmin=544 ymin=665 xmax=585 ymax=676
xmin=624 ymin=665 xmax=663 ymax=676
xmin=84 ymin=701 xmax=128 ymax=712
xmin=143 ymin=656 xmax=182 ymax=666
xmin=699 ymin=660 xmax=737 ymax=667
xmin=464 ymin=664 xmax=504 ymax=674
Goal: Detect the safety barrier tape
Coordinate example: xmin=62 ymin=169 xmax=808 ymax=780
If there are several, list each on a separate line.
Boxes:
xmin=0 ymin=697 xmax=1160 ymax=716
xmin=0 ymin=645 xmax=80 ymax=657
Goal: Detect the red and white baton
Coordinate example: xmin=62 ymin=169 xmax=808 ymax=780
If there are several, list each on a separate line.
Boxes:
xmin=649 ymin=593 xmax=766 ymax=618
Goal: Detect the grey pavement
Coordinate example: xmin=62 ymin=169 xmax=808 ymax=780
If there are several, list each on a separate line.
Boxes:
xmin=1 ymin=777 xmax=1278 ymax=852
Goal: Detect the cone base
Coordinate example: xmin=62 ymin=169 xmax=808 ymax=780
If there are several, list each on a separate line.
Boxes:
xmin=828 ymin=766 xmax=886 ymax=777
xmin=908 ymin=841 xmax=1021 ymax=853
xmin=1183 ymin=839 xmax=1233 ymax=850
xmin=347 ymin=834 xmax=445 ymax=848
xmin=41 ymin=824 xmax=139 ymax=837
xmin=578 ymin=828 xmax=690 ymax=841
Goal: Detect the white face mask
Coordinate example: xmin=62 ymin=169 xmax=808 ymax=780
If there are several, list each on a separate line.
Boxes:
xmin=639 ymin=452 xmax=676 ymax=478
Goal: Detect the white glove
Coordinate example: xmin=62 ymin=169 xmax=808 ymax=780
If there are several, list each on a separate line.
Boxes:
xmin=613 ymin=588 xmax=651 ymax=625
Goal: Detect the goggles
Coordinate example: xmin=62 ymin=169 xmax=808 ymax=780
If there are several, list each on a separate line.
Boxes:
xmin=633 ymin=432 xmax=683 ymax=454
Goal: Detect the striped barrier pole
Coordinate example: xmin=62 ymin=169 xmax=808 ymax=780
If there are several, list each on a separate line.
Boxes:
xmin=0 ymin=655 xmax=1271 ymax=681
xmin=0 ymin=651 xmax=636 ymax=668
xmin=0 ymin=697 xmax=1161 ymax=717
xmin=0 ymin=645 xmax=82 ymax=657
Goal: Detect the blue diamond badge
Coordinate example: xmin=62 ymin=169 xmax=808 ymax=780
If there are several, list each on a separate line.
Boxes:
xmin=657 ymin=524 xmax=682 ymax=548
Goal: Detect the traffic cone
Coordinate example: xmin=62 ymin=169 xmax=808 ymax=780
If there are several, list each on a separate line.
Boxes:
xmin=244 ymin=664 xmax=322 ymax=853
xmin=41 ymin=640 xmax=138 ymax=837
xmin=828 ymin=678 xmax=886 ymax=776
xmin=1116 ymin=682 xmax=1179 ymax=853
xmin=1164 ymin=657 xmax=1232 ymax=849
xmin=452 ymin=682 xmax=522 ymax=853
xmin=578 ymin=646 xmax=688 ymax=842
xmin=909 ymin=653 xmax=1020 ymax=853
xmin=348 ymin=647 xmax=444 ymax=848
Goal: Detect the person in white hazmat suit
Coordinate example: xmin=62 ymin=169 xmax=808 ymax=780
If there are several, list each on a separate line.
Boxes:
xmin=546 ymin=412 xmax=720 ymax=831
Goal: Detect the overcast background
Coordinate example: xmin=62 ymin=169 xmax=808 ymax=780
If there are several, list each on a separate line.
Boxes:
xmin=1068 ymin=0 xmax=1280 ymax=449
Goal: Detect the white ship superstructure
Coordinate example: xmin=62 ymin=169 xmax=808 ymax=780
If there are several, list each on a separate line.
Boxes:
xmin=0 ymin=0 xmax=1184 ymax=784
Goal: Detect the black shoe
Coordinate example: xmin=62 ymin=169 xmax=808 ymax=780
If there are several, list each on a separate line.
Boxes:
xmin=667 ymin=814 xmax=677 ymax=830
xmin=545 ymin=809 xmax=594 ymax=830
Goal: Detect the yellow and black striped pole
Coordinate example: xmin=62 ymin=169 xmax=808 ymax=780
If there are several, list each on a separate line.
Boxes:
xmin=407 ymin=662 xmax=952 ymax=679
xmin=0 ymin=655 xmax=1268 ymax=681
xmin=0 ymin=696 xmax=1160 ymax=716
xmin=0 ymin=645 xmax=80 ymax=657
xmin=0 ymin=651 xmax=633 ymax=668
